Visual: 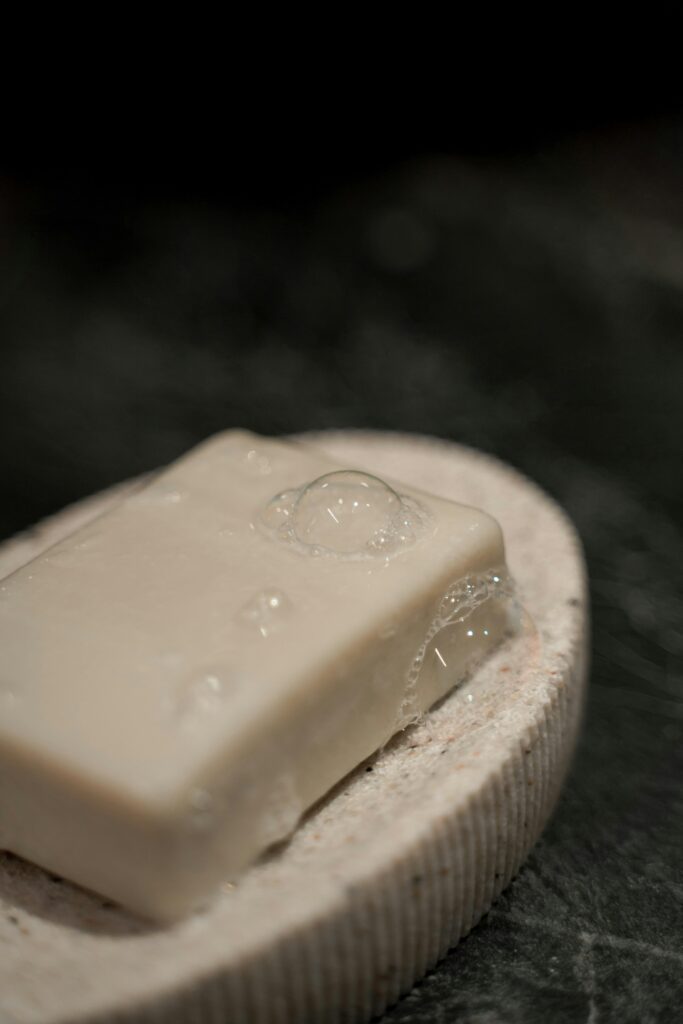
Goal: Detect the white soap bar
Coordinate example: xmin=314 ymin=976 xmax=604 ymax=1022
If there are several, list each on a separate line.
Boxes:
xmin=0 ymin=431 xmax=513 ymax=920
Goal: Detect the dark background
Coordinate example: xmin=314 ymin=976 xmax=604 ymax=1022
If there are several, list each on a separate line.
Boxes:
xmin=1 ymin=105 xmax=682 ymax=1022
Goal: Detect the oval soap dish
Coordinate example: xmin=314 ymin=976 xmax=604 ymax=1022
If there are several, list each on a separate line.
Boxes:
xmin=0 ymin=432 xmax=588 ymax=1024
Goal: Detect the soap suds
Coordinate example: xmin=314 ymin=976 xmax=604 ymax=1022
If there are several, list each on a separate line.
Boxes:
xmin=261 ymin=470 xmax=431 ymax=560
xmin=396 ymin=568 xmax=520 ymax=729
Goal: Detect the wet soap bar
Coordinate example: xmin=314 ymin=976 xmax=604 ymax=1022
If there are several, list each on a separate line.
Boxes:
xmin=0 ymin=431 xmax=511 ymax=921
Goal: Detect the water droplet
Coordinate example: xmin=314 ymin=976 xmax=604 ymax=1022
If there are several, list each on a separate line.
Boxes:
xmin=261 ymin=489 xmax=299 ymax=530
xmin=379 ymin=622 xmax=398 ymax=640
xmin=243 ymin=448 xmax=272 ymax=476
xmin=188 ymin=787 xmax=214 ymax=829
xmin=194 ymin=673 xmax=223 ymax=708
xmin=258 ymin=774 xmax=301 ymax=846
xmin=237 ymin=588 xmax=291 ymax=637
xmin=0 ymin=684 xmax=18 ymax=708
xmin=172 ymin=669 xmax=231 ymax=723
xmin=136 ymin=480 xmax=185 ymax=506
xmin=261 ymin=471 xmax=430 ymax=560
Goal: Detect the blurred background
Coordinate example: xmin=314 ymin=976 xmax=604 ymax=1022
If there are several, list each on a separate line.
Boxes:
xmin=1 ymin=103 xmax=682 ymax=1021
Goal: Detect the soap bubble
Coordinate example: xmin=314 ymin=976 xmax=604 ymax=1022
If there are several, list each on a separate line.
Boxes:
xmin=261 ymin=489 xmax=299 ymax=530
xmin=396 ymin=567 xmax=519 ymax=730
xmin=294 ymin=471 xmax=401 ymax=554
xmin=261 ymin=470 xmax=430 ymax=559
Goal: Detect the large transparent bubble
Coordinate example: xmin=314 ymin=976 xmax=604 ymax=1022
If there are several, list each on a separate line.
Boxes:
xmin=261 ymin=470 xmax=430 ymax=559
xmin=395 ymin=567 xmax=523 ymax=730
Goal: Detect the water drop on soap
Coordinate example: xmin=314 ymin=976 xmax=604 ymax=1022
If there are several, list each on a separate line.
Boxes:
xmin=0 ymin=683 xmax=17 ymax=708
xmin=262 ymin=490 xmax=299 ymax=530
xmin=379 ymin=622 xmax=398 ymax=640
xmin=136 ymin=480 xmax=185 ymax=506
xmin=75 ymin=537 xmax=97 ymax=551
xmin=293 ymin=471 xmax=400 ymax=554
xmin=237 ymin=588 xmax=291 ymax=637
xmin=188 ymin=787 xmax=214 ymax=829
xmin=173 ymin=669 xmax=230 ymax=723
xmin=258 ymin=774 xmax=301 ymax=846
xmin=243 ymin=448 xmax=272 ymax=476
xmin=192 ymin=673 xmax=223 ymax=710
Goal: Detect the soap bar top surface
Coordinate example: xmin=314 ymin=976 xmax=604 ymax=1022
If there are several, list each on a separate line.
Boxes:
xmin=0 ymin=431 xmax=503 ymax=807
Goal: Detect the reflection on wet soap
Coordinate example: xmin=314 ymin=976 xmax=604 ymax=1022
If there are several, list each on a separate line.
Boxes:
xmin=237 ymin=589 xmax=292 ymax=637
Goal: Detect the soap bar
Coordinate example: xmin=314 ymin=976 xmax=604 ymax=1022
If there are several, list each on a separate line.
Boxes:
xmin=0 ymin=431 xmax=513 ymax=920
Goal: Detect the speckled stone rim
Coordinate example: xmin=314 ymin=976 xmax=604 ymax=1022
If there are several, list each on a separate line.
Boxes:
xmin=0 ymin=432 xmax=588 ymax=1024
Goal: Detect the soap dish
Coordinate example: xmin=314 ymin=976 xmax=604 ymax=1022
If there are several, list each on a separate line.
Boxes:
xmin=0 ymin=431 xmax=588 ymax=1024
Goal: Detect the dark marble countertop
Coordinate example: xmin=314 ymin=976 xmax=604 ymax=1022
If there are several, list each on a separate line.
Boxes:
xmin=1 ymin=120 xmax=681 ymax=1023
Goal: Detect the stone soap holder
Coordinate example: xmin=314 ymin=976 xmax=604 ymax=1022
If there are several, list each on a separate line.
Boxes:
xmin=0 ymin=431 xmax=588 ymax=1024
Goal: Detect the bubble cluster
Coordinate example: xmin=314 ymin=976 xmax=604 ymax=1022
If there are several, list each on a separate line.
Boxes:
xmin=397 ymin=568 xmax=518 ymax=728
xmin=261 ymin=470 xmax=430 ymax=559
xmin=436 ymin=571 xmax=514 ymax=627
